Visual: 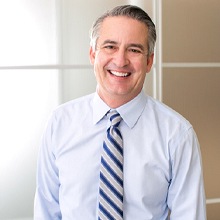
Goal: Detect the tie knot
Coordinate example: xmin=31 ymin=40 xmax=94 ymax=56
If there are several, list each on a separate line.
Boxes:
xmin=107 ymin=110 xmax=122 ymax=127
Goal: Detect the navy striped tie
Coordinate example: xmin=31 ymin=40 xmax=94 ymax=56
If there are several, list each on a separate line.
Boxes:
xmin=98 ymin=110 xmax=123 ymax=220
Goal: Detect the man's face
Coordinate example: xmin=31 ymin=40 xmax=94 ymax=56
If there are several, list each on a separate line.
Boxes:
xmin=90 ymin=16 xmax=154 ymax=107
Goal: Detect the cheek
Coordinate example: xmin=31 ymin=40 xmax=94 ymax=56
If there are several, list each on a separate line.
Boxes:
xmin=133 ymin=58 xmax=147 ymax=69
xmin=93 ymin=59 xmax=106 ymax=82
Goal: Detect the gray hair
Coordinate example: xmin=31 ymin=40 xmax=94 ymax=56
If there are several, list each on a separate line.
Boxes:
xmin=90 ymin=5 xmax=156 ymax=57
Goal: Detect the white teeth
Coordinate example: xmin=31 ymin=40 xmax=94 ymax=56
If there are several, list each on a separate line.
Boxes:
xmin=110 ymin=71 xmax=129 ymax=77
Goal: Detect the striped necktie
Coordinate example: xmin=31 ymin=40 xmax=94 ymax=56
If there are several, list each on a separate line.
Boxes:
xmin=98 ymin=110 xmax=123 ymax=220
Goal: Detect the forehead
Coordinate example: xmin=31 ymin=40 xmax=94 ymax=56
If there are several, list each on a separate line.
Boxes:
xmin=98 ymin=16 xmax=148 ymax=46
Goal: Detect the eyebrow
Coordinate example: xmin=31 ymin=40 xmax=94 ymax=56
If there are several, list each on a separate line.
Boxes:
xmin=102 ymin=40 xmax=118 ymax=45
xmin=101 ymin=40 xmax=145 ymax=52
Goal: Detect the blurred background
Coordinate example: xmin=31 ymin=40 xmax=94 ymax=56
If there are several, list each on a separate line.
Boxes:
xmin=0 ymin=0 xmax=219 ymax=219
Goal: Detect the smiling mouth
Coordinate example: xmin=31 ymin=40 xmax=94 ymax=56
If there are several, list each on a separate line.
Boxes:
xmin=108 ymin=70 xmax=131 ymax=77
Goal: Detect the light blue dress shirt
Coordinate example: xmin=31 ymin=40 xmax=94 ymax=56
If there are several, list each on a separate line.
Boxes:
xmin=34 ymin=91 xmax=206 ymax=219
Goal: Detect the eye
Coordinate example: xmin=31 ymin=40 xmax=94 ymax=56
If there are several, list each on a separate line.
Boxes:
xmin=103 ymin=45 xmax=116 ymax=50
xmin=128 ymin=48 xmax=142 ymax=54
xmin=101 ymin=44 xmax=118 ymax=54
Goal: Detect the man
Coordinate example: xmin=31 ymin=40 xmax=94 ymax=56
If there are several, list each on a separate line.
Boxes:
xmin=34 ymin=5 xmax=206 ymax=219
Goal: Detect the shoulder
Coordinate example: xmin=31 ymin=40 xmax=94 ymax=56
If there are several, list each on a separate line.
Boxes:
xmin=144 ymin=96 xmax=199 ymax=161
xmin=143 ymin=95 xmax=195 ymax=149
xmin=145 ymin=95 xmax=192 ymax=131
xmin=51 ymin=93 xmax=95 ymax=123
xmin=55 ymin=93 xmax=94 ymax=113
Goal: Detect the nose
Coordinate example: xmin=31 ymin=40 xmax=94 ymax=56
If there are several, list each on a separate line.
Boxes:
xmin=112 ymin=48 xmax=129 ymax=67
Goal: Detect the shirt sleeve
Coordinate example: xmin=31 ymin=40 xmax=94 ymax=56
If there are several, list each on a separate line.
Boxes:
xmin=34 ymin=112 xmax=62 ymax=220
xmin=167 ymin=127 xmax=207 ymax=220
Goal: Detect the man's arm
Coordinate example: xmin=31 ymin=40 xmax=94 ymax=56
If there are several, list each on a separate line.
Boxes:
xmin=34 ymin=113 xmax=61 ymax=219
xmin=167 ymin=127 xmax=206 ymax=220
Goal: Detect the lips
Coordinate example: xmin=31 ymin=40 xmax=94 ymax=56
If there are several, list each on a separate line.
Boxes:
xmin=108 ymin=70 xmax=131 ymax=77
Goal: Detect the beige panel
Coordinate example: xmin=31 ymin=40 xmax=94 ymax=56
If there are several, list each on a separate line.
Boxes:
xmin=162 ymin=0 xmax=220 ymax=62
xmin=207 ymin=203 xmax=220 ymax=220
xmin=163 ymin=68 xmax=220 ymax=198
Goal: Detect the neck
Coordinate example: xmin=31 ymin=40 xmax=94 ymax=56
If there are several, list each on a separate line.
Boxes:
xmin=97 ymin=90 xmax=141 ymax=109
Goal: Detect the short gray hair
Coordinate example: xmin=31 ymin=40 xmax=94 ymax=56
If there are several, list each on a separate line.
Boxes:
xmin=90 ymin=5 xmax=156 ymax=57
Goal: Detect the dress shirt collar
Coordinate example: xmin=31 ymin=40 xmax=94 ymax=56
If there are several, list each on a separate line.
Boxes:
xmin=93 ymin=90 xmax=147 ymax=128
xmin=92 ymin=93 xmax=110 ymax=125
xmin=116 ymin=90 xmax=147 ymax=128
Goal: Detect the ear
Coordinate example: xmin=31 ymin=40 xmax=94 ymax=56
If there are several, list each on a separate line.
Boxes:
xmin=146 ymin=53 xmax=154 ymax=73
xmin=89 ymin=46 xmax=96 ymax=65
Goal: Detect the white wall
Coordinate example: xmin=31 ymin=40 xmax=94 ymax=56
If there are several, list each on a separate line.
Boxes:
xmin=0 ymin=72 xmax=59 ymax=219
xmin=0 ymin=0 xmax=59 ymax=219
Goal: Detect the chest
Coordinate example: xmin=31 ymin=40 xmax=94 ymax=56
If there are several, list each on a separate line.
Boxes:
xmin=55 ymin=123 xmax=171 ymax=217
